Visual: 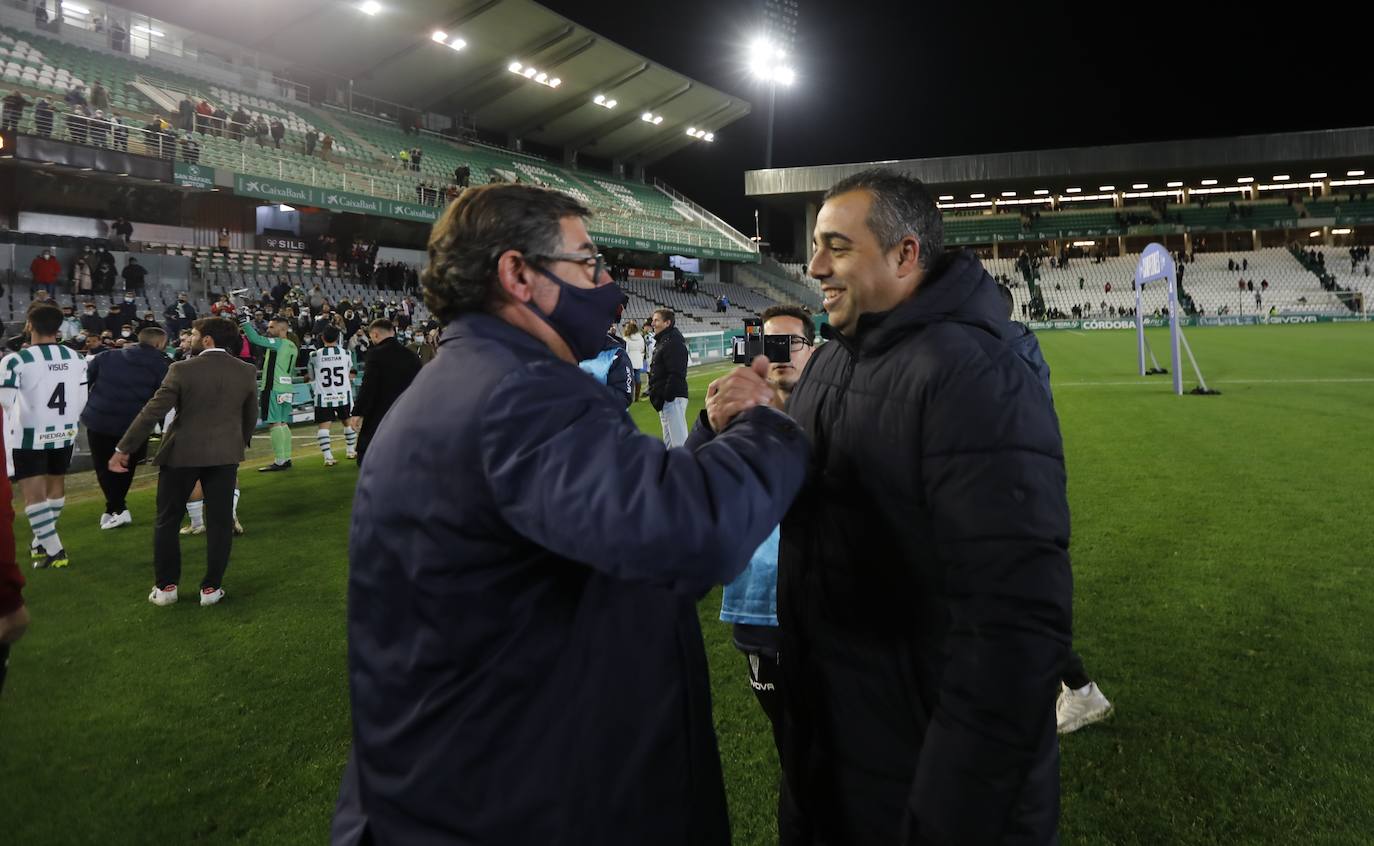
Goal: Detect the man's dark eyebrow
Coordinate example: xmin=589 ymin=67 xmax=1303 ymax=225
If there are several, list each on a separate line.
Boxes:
xmin=815 ymin=231 xmax=853 ymax=245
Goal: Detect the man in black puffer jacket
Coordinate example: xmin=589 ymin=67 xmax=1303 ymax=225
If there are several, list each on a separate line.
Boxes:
xmin=777 ymin=169 xmax=1072 ymax=845
xmin=81 ymin=327 xmax=170 ymax=529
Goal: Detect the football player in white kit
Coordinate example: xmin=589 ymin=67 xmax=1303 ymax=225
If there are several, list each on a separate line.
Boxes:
xmin=309 ymin=326 xmax=356 ymax=466
xmin=0 ymin=303 xmax=89 ymax=568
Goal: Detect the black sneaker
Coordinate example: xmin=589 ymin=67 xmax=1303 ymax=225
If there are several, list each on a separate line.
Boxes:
xmin=258 ymin=460 xmax=293 ymax=472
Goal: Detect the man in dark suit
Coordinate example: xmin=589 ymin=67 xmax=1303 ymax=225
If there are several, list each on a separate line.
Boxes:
xmin=110 ymin=317 xmax=259 ymax=608
xmin=349 ymin=318 xmax=421 ymax=465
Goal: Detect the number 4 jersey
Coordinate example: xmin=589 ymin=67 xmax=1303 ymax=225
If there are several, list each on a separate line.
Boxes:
xmin=310 ymin=346 xmax=353 ymax=410
xmin=0 ymin=344 xmax=89 ymax=450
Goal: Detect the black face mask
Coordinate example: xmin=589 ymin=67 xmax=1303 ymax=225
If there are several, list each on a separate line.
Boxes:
xmin=525 ymin=268 xmax=624 ymax=361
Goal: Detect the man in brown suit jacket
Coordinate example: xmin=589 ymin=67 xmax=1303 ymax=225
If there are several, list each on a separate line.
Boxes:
xmin=109 ymin=318 xmax=258 ymax=607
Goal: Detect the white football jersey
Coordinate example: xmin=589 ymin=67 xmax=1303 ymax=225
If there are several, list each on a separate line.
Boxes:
xmin=310 ymin=346 xmax=353 ymax=408
xmin=0 ymin=344 xmax=89 ymax=450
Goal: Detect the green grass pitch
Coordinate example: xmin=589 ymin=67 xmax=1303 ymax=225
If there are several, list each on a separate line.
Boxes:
xmin=4 ymin=323 xmax=1372 ymax=844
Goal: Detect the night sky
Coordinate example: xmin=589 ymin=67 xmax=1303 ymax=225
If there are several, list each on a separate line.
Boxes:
xmin=541 ymin=0 xmax=1374 ymax=255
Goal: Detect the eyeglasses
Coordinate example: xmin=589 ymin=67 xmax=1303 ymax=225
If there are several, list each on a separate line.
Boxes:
xmin=533 ymin=252 xmax=604 ymax=282
xmin=785 ymin=335 xmax=813 ymax=352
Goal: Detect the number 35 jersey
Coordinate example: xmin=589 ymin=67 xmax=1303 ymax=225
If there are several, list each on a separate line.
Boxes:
xmin=310 ymin=346 xmax=354 ymax=409
xmin=0 ymin=343 xmax=89 ymax=449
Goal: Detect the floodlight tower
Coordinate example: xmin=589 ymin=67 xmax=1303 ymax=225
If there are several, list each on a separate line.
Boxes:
xmin=748 ymin=38 xmax=795 ymax=170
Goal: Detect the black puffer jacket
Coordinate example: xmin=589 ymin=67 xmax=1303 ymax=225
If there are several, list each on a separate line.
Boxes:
xmin=779 ymin=250 xmax=1072 ymax=845
xmin=646 ymin=325 xmax=688 ymax=410
xmin=80 ymin=341 xmax=171 ymax=436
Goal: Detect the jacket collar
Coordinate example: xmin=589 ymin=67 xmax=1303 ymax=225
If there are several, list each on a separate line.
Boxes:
xmin=822 ymin=250 xmax=1006 ymax=357
xmin=440 ymin=312 xmax=558 ymax=359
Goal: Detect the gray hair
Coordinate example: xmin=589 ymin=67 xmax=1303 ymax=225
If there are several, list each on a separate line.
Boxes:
xmin=824 ymin=168 xmax=944 ymax=270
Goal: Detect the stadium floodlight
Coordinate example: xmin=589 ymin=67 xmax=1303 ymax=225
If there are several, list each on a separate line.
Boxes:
xmin=549 ymin=78 xmax=561 ymax=87
xmin=509 ymin=61 xmax=522 ymax=72
xmin=1072 ymin=240 xmax=1096 ymax=247
xmin=279 ymin=204 xmax=294 ymax=212
xmin=64 ymin=2 xmax=90 ymax=14
xmin=1333 ymin=227 xmax=1353 ymax=235
xmin=938 ymin=195 xmax=954 ymax=201
xmin=1167 ymin=181 xmax=1183 ymax=187
xmin=1099 ymin=185 xmax=1115 ymax=191
xmin=1310 ymin=172 xmax=1327 ymax=179
xmin=705 ymin=132 xmax=714 ymax=142
xmin=535 ymin=72 xmax=547 ymax=83
xmin=1065 ymin=187 xmax=1081 ymax=193
xmin=523 ymin=67 xmax=537 ymax=78
xmin=1033 ymin=189 xmax=1049 ymax=195
xmin=1348 ymin=170 xmax=1365 ymax=177
xmin=1200 ymin=179 xmax=1217 ymax=185
xmin=970 ymin=193 xmax=985 ymax=199
xmin=1237 ymin=176 xmax=1254 ymax=183
xmin=1132 ymin=183 xmax=1148 ymax=189
xmin=133 ymin=25 xmax=164 ymax=36
xmin=642 ymin=112 xmax=665 ymax=125
xmin=449 ymin=38 xmax=467 ymax=51
xmin=1001 ymin=191 xmax=1016 ymax=197
xmin=432 ymin=30 xmax=448 ymax=42
xmin=359 ymin=0 xmax=381 ymax=15
xmin=1308 ymin=230 xmax=1321 ymax=238
xmin=1273 ymin=174 xmax=1290 ymax=181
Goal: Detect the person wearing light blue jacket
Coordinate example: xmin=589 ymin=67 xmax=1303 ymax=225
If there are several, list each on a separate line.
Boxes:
xmin=687 ymin=304 xmax=817 ymax=756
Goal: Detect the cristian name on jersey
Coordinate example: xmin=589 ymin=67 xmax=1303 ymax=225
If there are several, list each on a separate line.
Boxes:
xmin=310 ymin=346 xmax=354 ymax=408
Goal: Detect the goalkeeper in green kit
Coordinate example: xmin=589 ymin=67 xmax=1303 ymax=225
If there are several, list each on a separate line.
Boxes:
xmin=239 ymin=314 xmax=298 ymax=472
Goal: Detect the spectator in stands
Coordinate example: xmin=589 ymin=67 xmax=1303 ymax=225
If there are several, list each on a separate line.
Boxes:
xmin=271 ymin=279 xmax=291 ymax=308
xmin=91 ymin=110 xmax=114 ymax=148
xmin=177 ymin=96 xmax=195 ymax=132
xmin=251 ymin=116 xmax=269 ymax=147
xmin=270 ymin=118 xmax=285 ymax=149
xmin=90 ymin=82 xmax=110 ymax=113
xmin=195 ymin=99 xmax=213 ymax=134
xmin=305 ymin=127 xmax=318 ymax=156
xmin=69 ymin=105 xmax=91 ymax=145
xmin=139 ymin=310 xmax=161 ymax=331
xmin=81 ymin=301 xmax=104 ymax=335
xmin=411 ymin=147 xmax=423 ymax=172
xmin=180 ymin=133 xmax=200 ymax=163
xmin=2 ymin=90 xmax=30 ymax=133
xmin=29 ymin=248 xmax=62 ymax=297
xmin=94 ymin=249 xmax=118 ymax=294
xmin=35 ymin=0 xmax=48 ymax=25
xmin=230 ymin=106 xmax=249 ymax=141
xmin=122 ymin=256 xmax=147 ymax=291
xmin=398 ymin=148 xmax=410 ymax=170
xmin=111 ymin=217 xmax=133 ymax=248
xmin=58 ymin=304 xmax=81 ymax=341
xmin=321 ymin=134 xmax=334 ymax=161
xmin=34 ymin=98 xmax=54 ymax=137
xmin=66 ymin=84 xmax=87 ymax=108
xmin=101 ymin=302 xmax=127 ymax=336
xmin=70 ymin=247 xmax=94 ymax=295
xmin=348 ymin=325 xmax=370 ymax=357
xmin=164 ymin=292 xmax=196 ymax=335
xmin=344 ymin=308 xmax=363 ymax=338
xmin=1242 ymin=258 xmax=1248 ymax=272
xmin=647 ymin=308 xmax=689 ymax=447
xmin=111 ymin=19 xmax=127 ymax=51
xmin=217 ymin=228 xmax=231 ymax=256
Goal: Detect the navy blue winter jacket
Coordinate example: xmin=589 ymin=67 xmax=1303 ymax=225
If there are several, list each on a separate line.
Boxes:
xmin=80 ymin=342 xmax=170 ymax=436
xmin=333 ymin=312 xmax=809 ymax=845
xmin=777 ymin=250 xmax=1072 ymax=845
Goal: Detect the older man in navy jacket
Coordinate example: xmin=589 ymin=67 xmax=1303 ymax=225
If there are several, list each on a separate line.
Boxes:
xmin=334 ymin=184 xmax=808 ymax=846
xmin=81 ymin=326 xmax=170 ymax=529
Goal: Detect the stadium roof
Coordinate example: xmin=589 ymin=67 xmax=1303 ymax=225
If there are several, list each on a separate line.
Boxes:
xmin=124 ymin=0 xmax=751 ymax=164
xmin=744 ymin=126 xmax=1374 ymax=206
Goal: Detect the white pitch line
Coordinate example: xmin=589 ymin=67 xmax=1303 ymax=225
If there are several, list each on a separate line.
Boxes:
xmin=1055 ymin=377 xmax=1374 ymax=387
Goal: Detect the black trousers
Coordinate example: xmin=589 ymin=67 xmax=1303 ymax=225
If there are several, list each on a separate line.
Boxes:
xmin=153 ymin=464 xmax=236 ymax=590
xmin=87 ymin=429 xmax=146 ymax=513
xmin=1063 ymin=648 xmax=1091 ymax=690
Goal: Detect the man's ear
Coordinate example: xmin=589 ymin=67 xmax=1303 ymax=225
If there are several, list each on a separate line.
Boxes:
xmin=496 ymin=250 xmax=536 ymax=304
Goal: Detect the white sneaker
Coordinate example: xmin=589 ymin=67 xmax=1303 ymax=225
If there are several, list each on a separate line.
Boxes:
xmin=345 ymin=449 xmax=357 ymax=460
xmin=324 ymin=456 xmax=337 ymax=467
xmin=200 ymin=587 xmax=225 ymax=606
xmin=180 ymin=524 xmax=205 ymax=536
xmin=99 ymin=512 xmax=114 ymax=529
xmin=1057 ymin=682 xmax=1113 ymax=734
xmin=102 ymin=510 xmax=132 ymax=530
xmin=148 ymin=585 xmax=178 ymax=606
